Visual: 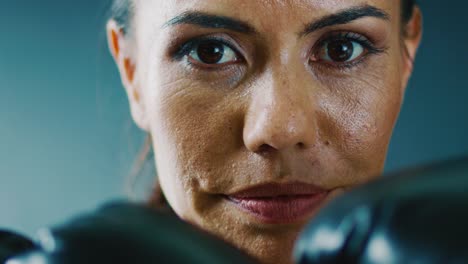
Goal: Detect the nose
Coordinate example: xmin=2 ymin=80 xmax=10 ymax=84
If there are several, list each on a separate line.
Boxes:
xmin=243 ymin=68 xmax=317 ymax=153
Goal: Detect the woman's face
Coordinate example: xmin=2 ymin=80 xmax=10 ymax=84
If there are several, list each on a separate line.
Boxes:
xmin=109 ymin=0 xmax=421 ymax=263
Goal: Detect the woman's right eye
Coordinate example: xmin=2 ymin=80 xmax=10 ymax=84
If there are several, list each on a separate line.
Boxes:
xmin=184 ymin=39 xmax=240 ymax=67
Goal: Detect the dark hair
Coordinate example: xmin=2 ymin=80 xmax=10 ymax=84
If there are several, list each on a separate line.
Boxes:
xmin=109 ymin=0 xmax=418 ymax=207
xmin=402 ymin=0 xmax=417 ymax=25
xmin=109 ymin=0 xmax=132 ymax=34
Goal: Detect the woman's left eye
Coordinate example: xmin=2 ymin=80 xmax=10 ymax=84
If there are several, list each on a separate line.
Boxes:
xmin=312 ymin=33 xmax=379 ymax=65
xmin=188 ymin=40 xmax=239 ymax=66
xmin=319 ymin=39 xmax=364 ymax=63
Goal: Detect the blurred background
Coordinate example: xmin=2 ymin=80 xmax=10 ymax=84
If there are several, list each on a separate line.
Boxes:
xmin=1 ymin=1 xmax=467 ymax=236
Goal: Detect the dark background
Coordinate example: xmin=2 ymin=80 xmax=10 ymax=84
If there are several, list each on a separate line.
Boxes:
xmin=1 ymin=1 xmax=467 ymax=235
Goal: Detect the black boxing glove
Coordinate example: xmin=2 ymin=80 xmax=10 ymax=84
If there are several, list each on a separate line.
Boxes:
xmin=9 ymin=202 xmax=256 ymax=264
xmin=0 ymin=230 xmax=37 ymax=263
xmin=294 ymin=157 xmax=468 ymax=264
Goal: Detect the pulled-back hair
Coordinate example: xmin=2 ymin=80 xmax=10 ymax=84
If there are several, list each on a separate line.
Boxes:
xmin=402 ymin=0 xmax=417 ymax=25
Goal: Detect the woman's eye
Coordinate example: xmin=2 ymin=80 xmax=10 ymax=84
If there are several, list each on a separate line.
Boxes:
xmin=315 ymin=38 xmax=366 ymax=64
xmin=188 ymin=40 xmax=238 ymax=65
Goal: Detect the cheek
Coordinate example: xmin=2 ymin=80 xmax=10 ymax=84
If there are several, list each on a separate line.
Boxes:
xmin=317 ymin=57 xmax=403 ymax=174
xmin=146 ymin=68 xmax=245 ymax=216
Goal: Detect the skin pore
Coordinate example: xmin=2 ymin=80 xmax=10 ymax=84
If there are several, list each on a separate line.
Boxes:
xmin=107 ymin=1 xmax=422 ymax=264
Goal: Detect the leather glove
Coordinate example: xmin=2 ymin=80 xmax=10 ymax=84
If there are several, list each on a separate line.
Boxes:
xmin=0 ymin=230 xmax=36 ymax=263
xmin=294 ymin=157 xmax=468 ymax=264
xmin=8 ymin=202 xmax=256 ymax=264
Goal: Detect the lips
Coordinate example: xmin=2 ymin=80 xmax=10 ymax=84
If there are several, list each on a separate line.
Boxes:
xmin=225 ymin=182 xmax=329 ymax=224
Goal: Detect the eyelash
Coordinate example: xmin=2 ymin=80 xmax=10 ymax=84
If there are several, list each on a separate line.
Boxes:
xmin=171 ymin=32 xmax=386 ymax=70
xmin=311 ymin=31 xmax=387 ymax=70
xmin=172 ymin=36 xmax=240 ymax=63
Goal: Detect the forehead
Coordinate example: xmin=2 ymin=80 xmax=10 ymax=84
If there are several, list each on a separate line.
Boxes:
xmin=135 ymin=0 xmax=397 ymax=29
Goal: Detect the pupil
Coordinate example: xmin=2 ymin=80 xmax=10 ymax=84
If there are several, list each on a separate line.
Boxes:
xmin=197 ymin=41 xmax=225 ymax=64
xmin=327 ymin=40 xmax=354 ymax=62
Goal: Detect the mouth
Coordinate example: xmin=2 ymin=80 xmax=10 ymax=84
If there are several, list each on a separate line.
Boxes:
xmin=224 ymin=182 xmax=329 ymax=224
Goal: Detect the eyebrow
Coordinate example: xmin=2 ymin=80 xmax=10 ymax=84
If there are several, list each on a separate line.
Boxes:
xmin=300 ymin=5 xmax=390 ymax=36
xmin=163 ymin=5 xmax=390 ymax=36
xmin=163 ymin=11 xmax=256 ymax=34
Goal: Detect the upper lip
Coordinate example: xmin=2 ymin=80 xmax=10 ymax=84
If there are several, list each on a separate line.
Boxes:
xmin=227 ymin=182 xmax=327 ymax=199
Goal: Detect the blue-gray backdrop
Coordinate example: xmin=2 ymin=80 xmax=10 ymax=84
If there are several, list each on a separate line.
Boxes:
xmin=1 ymin=1 xmax=467 ymax=236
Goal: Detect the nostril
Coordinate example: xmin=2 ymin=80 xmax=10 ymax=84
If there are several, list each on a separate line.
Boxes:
xmin=258 ymin=144 xmax=275 ymax=153
xmin=297 ymin=142 xmax=306 ymax=149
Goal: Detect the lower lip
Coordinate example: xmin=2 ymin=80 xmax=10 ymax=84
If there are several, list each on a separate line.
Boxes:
xmin=226 ymin=193 xmax=328 ymax=224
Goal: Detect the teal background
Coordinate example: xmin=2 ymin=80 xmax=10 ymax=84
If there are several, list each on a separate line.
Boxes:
xmin=1 ymin=1 xmax=467 ymax=236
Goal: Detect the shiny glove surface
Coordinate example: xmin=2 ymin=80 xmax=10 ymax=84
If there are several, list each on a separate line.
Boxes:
xmin=0 ymin=230 xmax=36 ymax=263
xmin=294 ymin=157 xmax=468 ymax=264
xmin=8 ymin=202 xmax=256 ymax=264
